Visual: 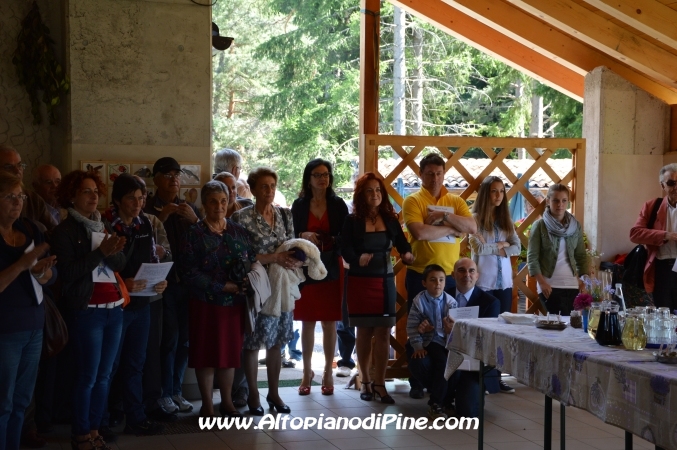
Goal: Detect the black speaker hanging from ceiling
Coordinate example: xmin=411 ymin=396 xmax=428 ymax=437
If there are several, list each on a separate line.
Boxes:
xmin=212 ymin=22 xmax=233 ymax=50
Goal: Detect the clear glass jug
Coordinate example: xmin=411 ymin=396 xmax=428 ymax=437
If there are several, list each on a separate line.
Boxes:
xmin=588 ymin=302 xmax=602 ymax=339
xmin=621 ymin=308 xmax=647 ymax=350
xmin=595 ymin=300 xmax=623 ymax=346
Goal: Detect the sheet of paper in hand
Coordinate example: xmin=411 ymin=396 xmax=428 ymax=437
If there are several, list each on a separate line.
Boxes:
xmin=426 ymin=205 xmax=456 ymax=243
xmin=132 ymin=262 xmax=174 ymax=296
xmin=448 ymin=305 xmax=479 ymax=320
xmin=24 ymin=240 xmax=43 ymax=304
xmin=91 ymin=232 xmax=115 ymax=283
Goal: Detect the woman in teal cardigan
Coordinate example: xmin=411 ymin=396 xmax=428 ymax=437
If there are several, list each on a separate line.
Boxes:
xmin=527 ymin=184 xmax=588 ymax=315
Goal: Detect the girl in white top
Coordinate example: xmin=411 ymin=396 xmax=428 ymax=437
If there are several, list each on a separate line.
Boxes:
xmin=469 ymin=176 xmax=521 ymax=313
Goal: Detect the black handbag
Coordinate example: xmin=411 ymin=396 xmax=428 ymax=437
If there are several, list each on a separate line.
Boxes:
xmin=623 ymin=198 xmax=662 ymax=290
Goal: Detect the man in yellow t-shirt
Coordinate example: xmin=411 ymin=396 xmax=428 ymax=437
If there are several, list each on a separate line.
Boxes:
xmin=402 ymin=153 xmax=476 ymax=399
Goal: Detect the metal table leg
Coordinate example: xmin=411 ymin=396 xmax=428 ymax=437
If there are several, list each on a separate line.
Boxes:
xmin=560 ymin=403 xmax=565 ymax=450
xmin=479 ymin=361 xmax=485 ymax=450
xmin=544 ymin=395 xmax=552 ymax=450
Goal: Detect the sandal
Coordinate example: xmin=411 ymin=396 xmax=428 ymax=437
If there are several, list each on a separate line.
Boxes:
xmin=360 ymin=381 xmax=373 ymax=401
xmin=91 ymin=435 xmax=112 ymax=450
xmin=372 ymin=384 xmax=395 ymax=404
xmin=71 ymin=435 xmax=95 ymax=450
xmin=321 ymin=371 xmax=334 ymax=396
xmin=298 ymin=370 xmax=314 ymax=395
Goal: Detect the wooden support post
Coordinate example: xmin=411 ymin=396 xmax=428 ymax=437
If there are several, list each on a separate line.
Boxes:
xmin=671 ymin=105 xmax=677 ymax=153
xmin=359 ymin=0 xmax=380 ymax=174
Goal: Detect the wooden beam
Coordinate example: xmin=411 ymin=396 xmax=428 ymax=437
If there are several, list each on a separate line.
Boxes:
xmin=579 ymin=0 xmax=677 ymax=51
xmin=506 ymin=0 xmax=677 ymax=90
xmin=668 ymin=105 xmax=677 ymax=152
xmin=440 ymin=0 xmax=672 ymax=103
xmin=389 ymin=0 xmax=584 ymax=101
xmin=359 ymin=0 xmax=380 ymax=168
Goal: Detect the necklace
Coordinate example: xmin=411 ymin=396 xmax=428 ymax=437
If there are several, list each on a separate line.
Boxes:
xmin=205 ymin=219 xmax=226 ymax=234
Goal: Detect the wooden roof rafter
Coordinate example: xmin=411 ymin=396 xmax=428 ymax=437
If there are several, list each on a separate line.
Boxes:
xmin=389 ymin=0 xmax=677 ymax=104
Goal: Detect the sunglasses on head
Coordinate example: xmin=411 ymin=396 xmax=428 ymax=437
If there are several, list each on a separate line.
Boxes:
xmin=664 ymin=179 xmax=677 ymax=188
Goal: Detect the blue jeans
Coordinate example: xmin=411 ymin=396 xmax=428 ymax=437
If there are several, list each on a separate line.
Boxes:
xmin=487 ymin=288 xmax=513 ymax=314
xmin=406 ymin=341 xmax=451 ymax=406
xmin=143 ymin=300 xmax=163 ymax=412
xmin=0 ymin=329 xmax=42 ymax=450
xmin=69 ymin=307 xmax=123 ymax=435
xmin=105 ymin=305 xmax=150 ymax=427
xmin=336 ymin=279 xmax=355 ymax=369
xmin=405 ymin=269 xmax=456 ymax=391
xmin=161 ymin=284 xmax=189 ymax=398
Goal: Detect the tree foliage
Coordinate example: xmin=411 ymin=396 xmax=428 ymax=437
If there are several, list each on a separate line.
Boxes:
xmin=212 ymin=0 xmax=583 ymax=202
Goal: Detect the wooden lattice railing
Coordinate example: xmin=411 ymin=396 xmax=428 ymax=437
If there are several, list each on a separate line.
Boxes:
xmin=360 ymin=134 xmax=586 ymax=377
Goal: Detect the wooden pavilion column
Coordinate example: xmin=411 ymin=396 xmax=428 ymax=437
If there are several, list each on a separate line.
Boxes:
xmin=359 ymin=0 xmax=380 ymax=174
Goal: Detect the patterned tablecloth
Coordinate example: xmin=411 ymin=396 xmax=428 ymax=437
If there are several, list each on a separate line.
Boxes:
xmin=448 ymin=318 xmax=677 ymax=450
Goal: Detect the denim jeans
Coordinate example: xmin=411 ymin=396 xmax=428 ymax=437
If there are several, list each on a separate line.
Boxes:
xmin=161 ymin=284 xmax=189 ymax=398
xmin=653 ymin=259 xmax=677 ymax=311
xmin=539 ymin=288 xmax=578 ymax=316
xmin=143 ymin=299 xmax=163 ymax=412
xmin=487 ymin=288 xmax=513 ymax=314
xmin=105 ymin=305 xmax=150 ymax=427
xmin=336 ymin=278 xmax=355 ymax=369
xmin=0 ymin=329 xmax=42 ymax=450
xmin=405 ymin=269 xmax=456 ymax=391
xmin=69 ymin=307 xmax=123 ymax=435
xmin=406 ymin=341 xmax=451 ymax=406
xmin=448 ymin=366 xmax=500 ymax=417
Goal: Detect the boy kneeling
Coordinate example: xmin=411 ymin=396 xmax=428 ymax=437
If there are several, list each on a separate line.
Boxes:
xmin=406 ymin=264 xmax=456 ymax=419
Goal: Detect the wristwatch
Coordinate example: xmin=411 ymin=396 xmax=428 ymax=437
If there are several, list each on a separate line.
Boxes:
xmin=443 ymin=212 xmax=449 ymax=223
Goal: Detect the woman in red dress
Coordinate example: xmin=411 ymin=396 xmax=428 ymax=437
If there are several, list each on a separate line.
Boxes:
xmin=291 ymin=159 xmax=348 ymax=396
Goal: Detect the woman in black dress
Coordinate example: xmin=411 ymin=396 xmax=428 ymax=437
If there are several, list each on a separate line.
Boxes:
xmin=340 ymin=173 xmax=413 ymax=404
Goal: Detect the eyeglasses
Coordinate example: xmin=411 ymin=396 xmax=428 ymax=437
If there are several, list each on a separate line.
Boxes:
xmin=311 ymin=173 xmax=330 ymax=179
xmin=663 ymin=179 xmax=677 ymax=188
xmin=1 ymin=193 xmax=27 ymax=202
xmin=161 ymin=173 xmax=181 ymax=180
xmin=1 ymin=163 xmax=27 ymax=172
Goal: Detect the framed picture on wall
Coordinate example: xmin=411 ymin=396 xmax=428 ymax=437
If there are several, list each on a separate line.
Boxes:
xmin=108 ymin=163 xmax=131 ymax=185
xmin=145 ymin=186 xmax=156 ymax=204
xmin=81 ymin=161 xmax=106 ymax=179
xmin=131 ymin=163 xmax=154 ymax=186
xmin=180 ymin=187 xmax=201 ymax=211
xmin=179 ymin=164 xmax=201 ymax=186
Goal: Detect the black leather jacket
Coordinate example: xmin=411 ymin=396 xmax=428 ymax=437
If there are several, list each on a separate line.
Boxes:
xmin=51 ymin=215 xmax=127 ymax=310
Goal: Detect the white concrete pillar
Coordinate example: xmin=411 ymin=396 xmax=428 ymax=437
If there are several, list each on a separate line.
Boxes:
xmin=583 ymin=67 xmax=669 ymax=261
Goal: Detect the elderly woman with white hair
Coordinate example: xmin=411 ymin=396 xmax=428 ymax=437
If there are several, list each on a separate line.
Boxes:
xmin=181 ymin=180 xmax=257 ymax=417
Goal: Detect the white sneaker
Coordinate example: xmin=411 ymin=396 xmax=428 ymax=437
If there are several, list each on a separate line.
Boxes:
xmin=157 ymin=397 xmax=178 ymax=414
xmin=172 ymin=394 xmax=194 ymax=412
xmin=336 ymin=366 xmax=352 ymax=377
